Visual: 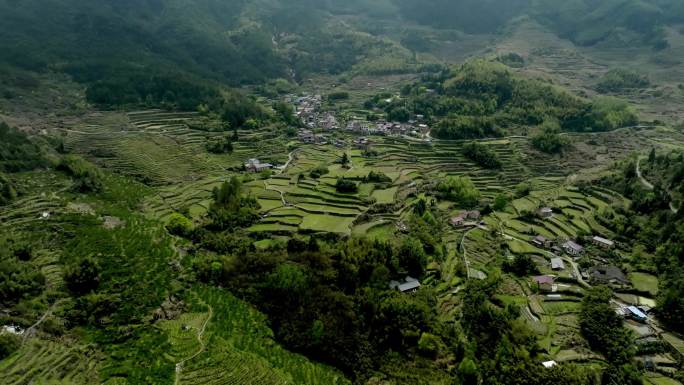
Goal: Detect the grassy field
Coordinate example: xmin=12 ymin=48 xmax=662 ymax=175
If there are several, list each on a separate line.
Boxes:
xmin=629 ymin=272 xmax=659 ymax=296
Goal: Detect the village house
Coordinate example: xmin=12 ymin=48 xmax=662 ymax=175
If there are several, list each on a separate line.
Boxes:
xmin=449 ymin=211 xmax=481 ymax=227
xmin=562 ymin=240 xmax=583 ymax=257
xmin=346 ymin=120 xmax=370 ymax=133
xmin=625 ymin=306 xmax=648 ymax=323
xmin=449 ymin=215 xmax=465 ymax=227
xmin=389 ymin=276 xmax=421 ymax=293
xmin=550 ymin=257 xmax=565 ymax=271
xmin=353 ymin=137 xmax=372 ymax=150
xmin=244 ymin=159 xmax=273 ymax=173
xmin=532 ymin=235 xmax=553 ymax=249
xmin=533 ymin=275 xmax=556 ymax=292
xmin=592 ymin=236 xmax=615 ymax=249
xmin=539 ymin=207 xmax=554 ymax=218
xmin=587 ymin=265 xmax=629 ymax=286
xmin=320 ymin=113 xmax=339 ymax=130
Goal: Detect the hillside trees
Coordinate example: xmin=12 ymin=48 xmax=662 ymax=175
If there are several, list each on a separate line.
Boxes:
xmin=208 ymin=177 xmax=260 ymax=230
xmin=64 ymin=256 xmax=102 ymax=296
xmin=57 ymin=156 xmax=104 ymax=193
xmin=0 ymin=254 xmax=45 ymax=306
xmin=336 ymin=178 xmax=358 ymax=193
xmin=0 ymin=173 xmax=16 ymax=205
xmin=437 ymin=176 xmax=480 ymax=207
xmin=462 ymin=142 xmax=502 ymax=169
xmin=597 ymin=69 xmax=650 ymax=93
xmin=579 ymin=286 xmax=641 ymax=384
xmin=0 ymin=122 xmax=46 ymax=172
xmin=379 ymin=61 xmax=640 ymax=137
xmin=531 ymin=123 xmax=570 ymax=154
xmin=205 ymin=135 xmax=233 ymax=154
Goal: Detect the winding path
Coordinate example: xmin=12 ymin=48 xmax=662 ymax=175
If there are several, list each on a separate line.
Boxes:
xmin=636 ymin=157 xmax=654 ymax=190
xmin=21 ymin=300 xmax=66 ymax=345
xmin=636 ymin=156 xmax=679 ymax=214
xmin=174 ymin=304 xmax=214 ymax=385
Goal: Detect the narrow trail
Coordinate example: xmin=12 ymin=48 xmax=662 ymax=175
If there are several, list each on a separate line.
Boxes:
xmin=278 ymin=148 xmax=300 ymax=173
xmin=460 ymin=228 xmax=475 ymax=279
xmin=174 ymin=304 xmax=214 ymax=385
xmin=636 ymin=157 xmax=654 ymax=190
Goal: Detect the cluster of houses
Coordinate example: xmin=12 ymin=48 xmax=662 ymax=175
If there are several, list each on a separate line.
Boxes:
xmin=292 ymin=94 xmax=340 ymax=130
xmin=449 ymin=210 xmax=482 ymax=227
xmin=293 ymin=94 xmax=322 ymax=119
xmin=529 ymin=233 xmax=615 ymax=259
xmin=244 ymin=158 xmax=273 ymax=173
xmin=345 ymin=118 xmax=430 ymax=138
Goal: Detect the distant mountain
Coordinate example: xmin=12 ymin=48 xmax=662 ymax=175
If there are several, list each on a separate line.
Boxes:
xmin=0 ymin=0 xmax=682 ymax=94
xmin=393 ymin=0 xmax=683 ymax=48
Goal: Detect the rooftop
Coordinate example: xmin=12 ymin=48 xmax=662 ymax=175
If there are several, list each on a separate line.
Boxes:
xmin=550 ymin=257 xmax=565 ymax=270
xmin=593 ymin=236 xmax=615 ymax=246
xmin=398 ymin=280 xmax=421 ymax=292
xmin=534 ymin=275 xmax=555 ymax=285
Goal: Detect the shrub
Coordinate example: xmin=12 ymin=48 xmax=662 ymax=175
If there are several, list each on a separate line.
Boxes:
xmin=64 ymin=256 xmax=101 ymax=296
xmin=462 ymin=142 xmax=502 ymax=169
xmin=437 ymin=176 xmax=480 ymax=207
xmin=531 ymin=126 xmax=570 ymax=154
xmin=596 ymin=69 xmax=649 ymax=93
xmin=0 ymin=173 xmax=16 ymax=205
xmin=309 ymin=164 xmax=329 ymax=179
xmin=165 ymin=213 xmax=193 ymax=237
xmin=57 ymin=156 xmax=103 ymax=193
xmin=364 ymin=171 xmax=392 ymax=184
xmin=0 ymin=333 xmax=20 ymax=360
xmin=335 ymin=178 xmax=358 ymax=193
xmin=205 ymin=136 xmax=233 ymax=154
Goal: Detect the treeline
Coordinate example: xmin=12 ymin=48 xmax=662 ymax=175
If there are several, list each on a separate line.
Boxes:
xmin=376 ymin=61 xmax=638 ymax=140
xmin=85 ymin=70 xmax=268 ymax=129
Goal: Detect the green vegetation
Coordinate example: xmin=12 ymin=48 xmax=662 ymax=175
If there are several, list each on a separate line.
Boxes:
xmin=597 ymin=69 xmax=650 ymax=93
xmin=387 ymin=61 xmax=640 ymax=140
xmin=579 ymin=287 xmax=640 ymax=384
xmin=437 ymin=175 xmax=480 ymax=207
xmin=335 ymin=178 xmax=359 ymax=193
xmin=0 ymin=173 xmax=16 ymax=205
xmin=207 ymin=177 xmax=260 ymax=230
xmin=462 ymin=142 xmax=502 ymax=169
xmin=57 ymin=155 xmax=104 ymax=193
xmin=532 ymin=126 xmax=570 ymax=154
xmin=0 ymin=122 xmax=46 ymax=172
xmin=205 ymin=135 xmax=233 ymax=154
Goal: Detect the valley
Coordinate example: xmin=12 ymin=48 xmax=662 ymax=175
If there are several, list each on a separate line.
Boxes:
xmin=1 ymin=2 xmax=684 ymax=384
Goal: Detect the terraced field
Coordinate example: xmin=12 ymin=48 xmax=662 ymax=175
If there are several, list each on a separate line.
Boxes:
xmin=62 ymin=109 xmax=289 ymax=187
xmin=0 ymin=339 xmax=101 ymax=384
xmin=501 ymin=186 xmax=626 ymax=244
